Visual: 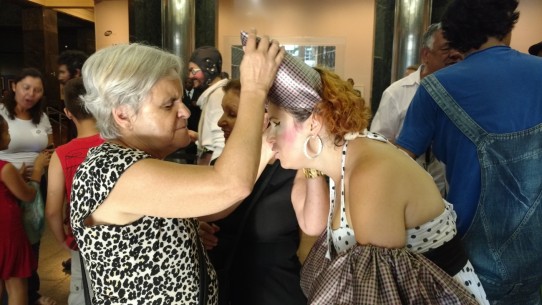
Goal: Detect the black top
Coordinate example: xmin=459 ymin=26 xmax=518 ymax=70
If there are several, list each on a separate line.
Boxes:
xmin=208 ymin=161 xmax=306 ymax=305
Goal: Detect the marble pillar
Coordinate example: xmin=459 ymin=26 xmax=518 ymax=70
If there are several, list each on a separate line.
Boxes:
xmin=162 ymin=0 xmax=196 ymax=78
xmin=22 ymin=7 xmax=60 ymax=109
xmin=129 ymin=0 xmax=162 ymax=47
xmin=370 ymin=0 xmax=452 ymax=118
xmin=195 ymin=0 xmax=217 ymax=48
xmin=391 ymin=0 xmax=432 ymax=82
xmin=370 ymin=0 xmax=396 ymax=116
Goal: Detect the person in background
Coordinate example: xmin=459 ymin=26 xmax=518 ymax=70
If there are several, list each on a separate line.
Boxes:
xmin=180 ymin=78 xmax=202 ymax=164
xmin=188 ymin=46 xmax=229 ymax=165
xmin=0 ymin=67 xmax=56 ymax=305
xmin=396 ymin=0 xmax=542 ymax=303
xmin=220 ymin=71 xmax=230 ymax=80
xmin=57 ymin=50 xmax=88 ymax=86
xmin=45 ymin=78 xmax=103 ymax=304
xmin=371 ymin=23 xmax=463 ymax=196
xmin=404 ymin=64 xmax=420 ymax=76
xmin=57 ymin=50 xmax=89 ymax=143
xmin=199 ymin=79 xmax=323 ymax=305
xmin=244 ymin=31 xmax=487 ymax=303
xmin=528 ymin=41 xmax=542 ymax=57
xmin=183 ymin=78 xmax=202 ymax=133
xmin=0 ymin=114 xmax=50 ymax=305
xmin=70 ymin=32 xmax=284 ymax=303
xmin=1 ymin=89 xmax=9 ymax=100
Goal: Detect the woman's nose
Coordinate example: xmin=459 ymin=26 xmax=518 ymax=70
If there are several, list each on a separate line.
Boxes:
xmin=178 ymin=102 xmax=191 ymax=119
xmin=265 ymin=128 xmax=275 ymax=143
xmin=217 ymin=114 xmax=227 ymax=128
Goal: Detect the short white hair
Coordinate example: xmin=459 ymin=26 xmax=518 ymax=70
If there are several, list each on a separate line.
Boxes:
xmin=81 ymin=43 xmax=182 ymax=140
xmin=422 ymin=23 xmax=442 ymax=50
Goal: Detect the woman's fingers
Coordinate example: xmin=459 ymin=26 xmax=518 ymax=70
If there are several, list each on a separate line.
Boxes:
xmin=240 ymin=30 xmax=284 ymax=94
xmin=244 ymin=29 xmax=257 ymax=51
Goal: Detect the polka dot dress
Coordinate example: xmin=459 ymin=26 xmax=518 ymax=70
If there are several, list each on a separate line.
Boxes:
xmin=327 ymin=131 xmax=488 ymax=304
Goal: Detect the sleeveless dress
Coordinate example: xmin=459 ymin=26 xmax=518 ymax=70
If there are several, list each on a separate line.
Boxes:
xmin=300 ymin=131 xmax=483 ymax=304
xmin=208 ymin=161 xmax=306 ymax=305
xmin=70 ymin=143 xmax=218 ymax=305
xmin=0 ymin=160 xmax=35 ymax=279
xmin=328 ymin=131 xmax=488 ymax=304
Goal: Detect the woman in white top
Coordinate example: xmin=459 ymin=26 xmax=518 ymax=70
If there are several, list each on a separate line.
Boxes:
xmin=0 ymin=67 xmax=55 ymax=305
xmin=0 ymin=68 xmax=53 ymax=171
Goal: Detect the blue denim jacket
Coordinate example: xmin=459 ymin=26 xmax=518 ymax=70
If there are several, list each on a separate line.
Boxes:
xmin=423 ymin=75 xmax=542 ymax=305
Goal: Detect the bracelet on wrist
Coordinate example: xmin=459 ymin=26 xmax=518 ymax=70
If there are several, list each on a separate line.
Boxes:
xmin=303 ymin=168 xmax=324 ymax=179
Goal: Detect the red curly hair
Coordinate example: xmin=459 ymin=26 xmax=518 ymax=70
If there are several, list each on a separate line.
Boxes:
xmin=315 ymin=68 xmax=371 ymax=146
xmin=277 ymin=68 xmax=371 ymax=146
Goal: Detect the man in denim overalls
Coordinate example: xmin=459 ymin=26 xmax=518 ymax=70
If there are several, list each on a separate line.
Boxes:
xmin=396 ymin=0 xmax=542 ymax=304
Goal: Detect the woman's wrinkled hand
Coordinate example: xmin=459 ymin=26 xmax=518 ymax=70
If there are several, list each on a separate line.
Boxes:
xmin=198 ymin=221 xmax=220 ymax=250
xmin=239 ymin=30 xmax=285 ymax=96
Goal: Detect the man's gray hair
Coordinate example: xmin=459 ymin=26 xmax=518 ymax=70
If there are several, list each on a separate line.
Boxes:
xmin=81 ymin=43 xmax=182 ymax=140
xmin=422 ymin=23 xmax=442 ymax=50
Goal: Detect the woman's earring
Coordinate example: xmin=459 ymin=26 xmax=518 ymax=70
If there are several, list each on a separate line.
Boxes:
xmin=304 ymin=135 xmax=323 ymax=159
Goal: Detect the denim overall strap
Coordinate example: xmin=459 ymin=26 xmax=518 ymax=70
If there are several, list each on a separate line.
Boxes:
xmin=422 ymin=74 xmax=542 ymax=305
xmin=422 ymin=75 xmax=487 ymax=144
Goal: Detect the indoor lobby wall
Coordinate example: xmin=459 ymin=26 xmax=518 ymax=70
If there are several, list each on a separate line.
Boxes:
xmin=217 ymin=0 xmax=376 ymax=104
xmin=511 ymin=0 xmax=542 ymax=53
xmin=217 ymin=0 xmax=542 ymax=109
xmin=94 ymin=0 xmax=129 ymax=50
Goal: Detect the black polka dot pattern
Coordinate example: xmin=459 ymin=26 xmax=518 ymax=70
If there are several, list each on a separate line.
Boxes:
xmin=326 ymin=132 xmax=489 ymax=304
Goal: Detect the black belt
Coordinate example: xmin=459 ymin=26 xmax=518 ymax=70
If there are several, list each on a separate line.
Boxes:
xmin=422 ymin=233 xmax=469 ymax=276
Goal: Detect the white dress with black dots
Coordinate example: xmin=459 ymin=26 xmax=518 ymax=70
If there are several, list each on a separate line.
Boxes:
xmin=328 ymin=131 xmax=488 ymax=304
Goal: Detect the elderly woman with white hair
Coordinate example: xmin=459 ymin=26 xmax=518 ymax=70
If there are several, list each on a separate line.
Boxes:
xmin=70 ymin=32 xmax=284 ymax=304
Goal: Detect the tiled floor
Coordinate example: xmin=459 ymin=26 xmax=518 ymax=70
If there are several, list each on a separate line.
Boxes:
xmin=37 ymin=226 xmax=70 ymax=304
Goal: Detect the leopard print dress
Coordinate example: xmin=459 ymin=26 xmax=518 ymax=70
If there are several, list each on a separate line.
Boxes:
xmin=71 ymin=142 xmax=218 ymax=305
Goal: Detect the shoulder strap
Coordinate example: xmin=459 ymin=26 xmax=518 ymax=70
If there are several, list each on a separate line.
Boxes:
xmin=223 ymin=161 xmax=281 ymax=270
xmin=422 ymin=74 xmax=487 ymax=144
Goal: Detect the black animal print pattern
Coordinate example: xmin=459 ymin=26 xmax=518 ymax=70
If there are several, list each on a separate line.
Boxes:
xmin=71 ymin=142 xmax=217 ymax=304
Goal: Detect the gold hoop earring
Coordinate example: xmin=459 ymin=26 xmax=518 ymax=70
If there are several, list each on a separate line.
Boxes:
xmin=303 ymin=135 xmax=323 ymax=159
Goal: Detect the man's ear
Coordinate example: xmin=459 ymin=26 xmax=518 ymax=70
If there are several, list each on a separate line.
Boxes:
xmin=112 ymin=105 xmax=133 ymax=130
xmin=74 ymin=69 xmax=82 ymax=78
xmin=420 ymin=47 xmax=430 ymax=65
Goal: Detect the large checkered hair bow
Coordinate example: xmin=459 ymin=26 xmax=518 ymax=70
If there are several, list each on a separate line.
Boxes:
xmin=240 ymin=32 xmax=322 ymax=111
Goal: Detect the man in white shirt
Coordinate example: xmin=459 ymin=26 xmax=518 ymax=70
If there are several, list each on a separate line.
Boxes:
xmin=188 ymin=46 xmax=229 ymax=165
xmin=370 ymin=23 xmax=463 ymax=195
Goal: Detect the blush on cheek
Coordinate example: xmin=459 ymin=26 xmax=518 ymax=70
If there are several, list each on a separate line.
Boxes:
xmin=282 ymin=124 xmax=298 ymax=145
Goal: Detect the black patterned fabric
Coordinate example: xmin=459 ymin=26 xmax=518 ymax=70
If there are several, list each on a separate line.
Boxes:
xmin=71 ymin=142 xmax=218 ymax=305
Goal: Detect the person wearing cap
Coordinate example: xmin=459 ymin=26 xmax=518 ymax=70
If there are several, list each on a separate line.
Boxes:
xmin=242 ymin=32 xmax=486 ymax=303
xmin=188 ymin=46 xmax=229 ymax=165
xmin=397 ymin=0 xmax=542 ymax=303
xmin=528 ymin=41 xmax=542 ymax=57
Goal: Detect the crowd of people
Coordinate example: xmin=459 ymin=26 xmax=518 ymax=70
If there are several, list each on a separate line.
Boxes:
xmin=1 ymin=0 xmax=541 ymax=304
